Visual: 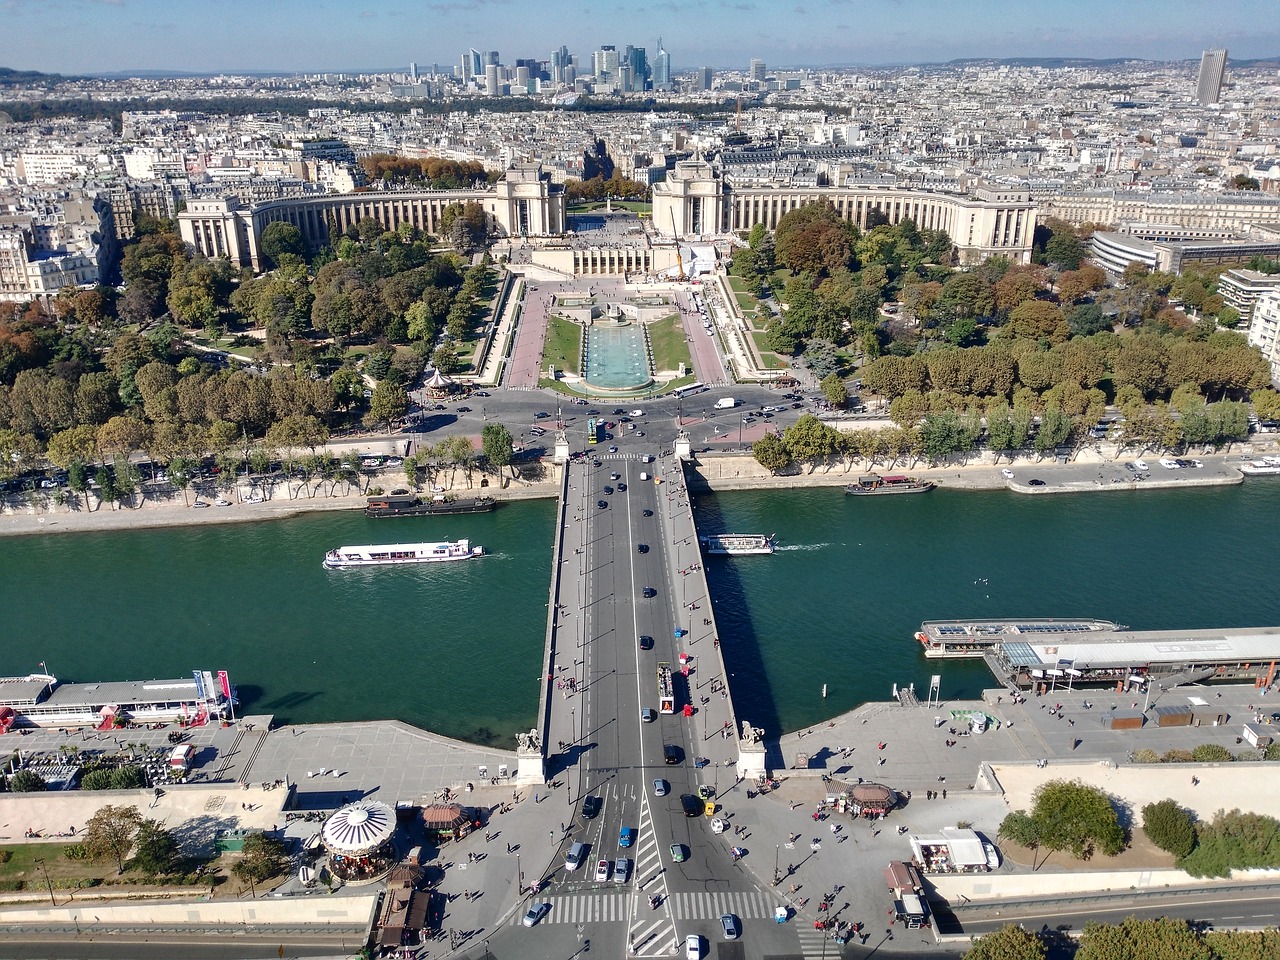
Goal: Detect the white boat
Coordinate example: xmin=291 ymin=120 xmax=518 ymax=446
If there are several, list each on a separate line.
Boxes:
xmin=323 ymin=539 xmax=484 ymax=569
xmin=698 ymin=533 xmax=775 ymax=556
xmin=1241 ymin=457 xmax=1280 ymax=476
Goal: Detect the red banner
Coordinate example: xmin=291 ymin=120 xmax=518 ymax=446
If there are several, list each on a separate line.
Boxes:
xmin=218 ymin=670 xmax=231 ymax=700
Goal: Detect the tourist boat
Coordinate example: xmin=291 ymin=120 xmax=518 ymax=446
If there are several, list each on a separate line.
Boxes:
xmin=1241 ymin=457 xmax=1280 ymax=476
xmin=323 ymin=540 xmax=484 ymax=569
xmin=364 ymin=492 xmax=498 ymax=517
xmin=845 ymin=475 xmax=935 ymax=495
xmin=698 ymin=534 xmax=775 ymax=556
xmin=915 ymin=618 xmax=1124 ymax=659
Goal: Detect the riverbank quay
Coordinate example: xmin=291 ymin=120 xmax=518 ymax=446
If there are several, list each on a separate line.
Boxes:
xmin=717 ymin=680 xmax=1280 ymax=949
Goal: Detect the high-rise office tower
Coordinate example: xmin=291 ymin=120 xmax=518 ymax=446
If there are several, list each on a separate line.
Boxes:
xmin=699 ymin=66 xmax=714 ymax=91
xmin=653 ymin=38 xmax=671 ymax=91
xmin=626 ymin=45 xmax=649 ymax=90
xmin=749 ymin=58 xmax=766 ymax=82
xmin=462 ymin=48 xmax=482 ymax=79
xmin=486 ymin=50 xmax=500 ymax=67
xmin=409 ymin=62 xmax=418 ymax=80
xmin=1196 ymin=48 xmax=1228 ymax=104
xmin=594 ymin=45 xmax=619 ymax=79
xmin=485 ymin=64 xmax=500 ymax=95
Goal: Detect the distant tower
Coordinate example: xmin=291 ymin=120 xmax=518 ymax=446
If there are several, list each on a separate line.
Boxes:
xmin=1196 ymin=48 xmax=1228 ymax=105
xmin=653 ymin=38 xmax=671 ymax=91
xmin=699 ymin=66 xmax=714 ymax=91
xmin=485 ymin=63 xmax=500 ymax=96
xmin=409 ymin=62 xmax=418 ymax=80
xmin=749 ymin=58 xmax=766 ymax=82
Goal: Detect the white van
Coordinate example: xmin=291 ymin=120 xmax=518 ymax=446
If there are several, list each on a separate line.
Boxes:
xmin=713 ymin=398 xmax=738 ymax=410
xmin=640 ymin=472 xmax=649 ymax=481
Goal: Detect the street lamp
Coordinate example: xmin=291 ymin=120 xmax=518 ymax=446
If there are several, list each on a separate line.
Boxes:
xmin=773 ymin=844 xmax=781 ymax=885
xmin=33 ymin=857 xmax=55 ymax=905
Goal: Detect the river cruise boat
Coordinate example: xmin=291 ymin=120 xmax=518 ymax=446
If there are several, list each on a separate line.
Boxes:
xmin=698 ymin=533 xmax=775 ymax=556
xmin=0 ymin=671 xmax=234 ymax=728
xmin=846 ymin=475 xmax=935 ymax=495
xmin=364 ymin=492 xmax=498 ymax=517
xmin=324 ymin=540 xmax=484 ymax=569
xmin=915 ymin=618 xmax=1123 ymax=659
xmin=1241 ymin=457 xmax=1280 ymax=476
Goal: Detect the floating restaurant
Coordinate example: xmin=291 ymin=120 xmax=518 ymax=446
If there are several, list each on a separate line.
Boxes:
xmin=987 ymin=626 xmax=1280 ymax=691
xmin=0 ymin=670 xmax=234 ymax=729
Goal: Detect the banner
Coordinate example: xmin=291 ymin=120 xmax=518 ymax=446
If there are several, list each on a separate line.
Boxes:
xmin=192 ymin=670 xmax=206 ymax=700
xmin=218 ymin=670 xmax=231 ymax=701
xmin=202 ymin=671 xmax=217 ymax=704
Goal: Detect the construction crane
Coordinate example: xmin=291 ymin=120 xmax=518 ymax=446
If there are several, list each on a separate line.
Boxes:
xmin=669 ymin=208 xmax=687 ymax=281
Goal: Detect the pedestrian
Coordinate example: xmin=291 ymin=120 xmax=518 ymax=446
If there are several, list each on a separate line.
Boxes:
xmin=463 ymin=889 xmax=469 ymax=901
xmin=942 ymin=789 xmax=947 ymax=799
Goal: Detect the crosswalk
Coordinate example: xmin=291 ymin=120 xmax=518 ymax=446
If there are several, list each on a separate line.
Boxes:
xmin=535 ymin=888 xmax=785 ymax=926
xmin=796 ymin=922 xmax=844 ymax=960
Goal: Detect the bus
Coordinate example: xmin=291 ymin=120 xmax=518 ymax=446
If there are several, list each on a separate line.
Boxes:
xmin=657 ymin=662 xmax=675 ymax=714
xmin=673 ymin=382 xmax=707 ymax=399
xmin=587 ymin=417 xmax=599 ymax=444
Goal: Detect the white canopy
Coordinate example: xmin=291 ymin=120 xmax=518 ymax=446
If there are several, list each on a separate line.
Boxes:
xmin=322 ymin=800 xmax=396 ymax=856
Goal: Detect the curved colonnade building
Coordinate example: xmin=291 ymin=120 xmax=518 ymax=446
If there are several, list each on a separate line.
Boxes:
xmin=178 ymin=163 xmax=564 ymax=272
xmin=651 ymin=157 xmax=1039 ymax=265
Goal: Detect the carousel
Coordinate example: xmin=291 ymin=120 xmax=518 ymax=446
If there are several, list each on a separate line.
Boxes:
xmin=322 ymin=799 xmax=398 ymax=885
xmin=423 ymin=367 xmax=455 ymax=399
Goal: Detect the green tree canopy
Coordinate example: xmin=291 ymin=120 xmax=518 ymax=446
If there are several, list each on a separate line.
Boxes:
xmin=83 ymin=804 xmax=144 ymax=873
xmin=964 ymin=923 xmax=1047 ymax=960
xmin=1141 ymin=798 xmax=1197 ymax=859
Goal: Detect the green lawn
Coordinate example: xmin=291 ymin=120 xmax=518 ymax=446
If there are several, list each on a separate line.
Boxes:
xmin=647 ymin=314 xmax=693 ymax=374
xmin=750 ymin=333 xmax=792 ymax=370
xmin=544 ymin=316 xmax=582 ymax=373
xmin=568 ymin=201 xmax=653 ymax=214
xmin=726 ymin=275 xmax=752 ymax=293
xmin=0 ymin=842 xmax=109 ymax=889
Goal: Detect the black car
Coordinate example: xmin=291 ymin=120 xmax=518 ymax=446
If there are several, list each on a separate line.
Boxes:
xmin=603 ymin=485 xmax=614 ymax=495
xmin=617 ymin=482 xmax=627 ymax=491
xmin=642 ymin=587 xmax=656 ymax=598
xmin=642 ymin=509 xmax=653 ymax=517
xmin=639 ymin=635 xmax=653 ymax=649
xmin=679 ymin=794 xmax=702 ymax=817
xmin=582 ymin=795 xmax=602 ymax=819
xmin=663 ymin=744 xmax=682 ymax=765
xmin=534 ymin=412 xmax=551 ymax=419
xmin=1028 ymin=478 xmax=1046 ymax=486
xmin=637 ymin=544 xmax=649 ymax=554
xmin=456 ymin=406 xmax=472 ymax=412
xmin=597 ymin=500 xmax=608 ymax=509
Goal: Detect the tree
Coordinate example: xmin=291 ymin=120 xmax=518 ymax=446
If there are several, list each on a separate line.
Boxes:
xmin=820 ymin=373 xmax=848 ymax=409
xmin=130 ymin=819 xmax=178 ymax=876
xmin=1141 ymin=799 xmax=1197 ymax=859
xmin=83 ymin=804 xmax=143 ymax=873
xmin=1016 ymin=779 xmax=1126 ymax=863
xmin=1044 ymin=231 xmax=1085 ymax=270
xmin=232 ymin=832 xmax=289 ymax=892
xmin=481 ymin=422 xmax=514 ymax=476
xmin=1076 ymin=917 xmax=1212 ymax=960
xmin=67 ymin=459 xmax=90 ymax=511
xmin=366 ymin=379 xmax=408 ymax=434
xmin=919 ymin=410 xmax=977 ymax=463
xmin=8 ymin=769 xmax=47 ymax=792
xmin=258 ymin=221 xmax=308 ymax=267
xmin=46 ymin=424 xmax=98 ymax=470
xmin=964 ymin=923 xmax=1047 ymax=960
xmin=752 ymin=433 xmax=794 ymax=474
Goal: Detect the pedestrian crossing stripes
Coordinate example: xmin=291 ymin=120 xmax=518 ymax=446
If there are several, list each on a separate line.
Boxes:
xmin=664 ymin=889 xmax=785 ymax=921
xmin=538 ymin=891 xmax=630 ymax=924
xmin=795 ymin=922 xmax=838 ymax=960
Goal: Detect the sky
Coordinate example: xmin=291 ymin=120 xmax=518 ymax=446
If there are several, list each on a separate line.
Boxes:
xmin=2 ymin=0 xmax=1277 ymax=76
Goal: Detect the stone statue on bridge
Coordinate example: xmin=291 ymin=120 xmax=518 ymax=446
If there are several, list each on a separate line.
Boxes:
xmin=516 ymin=728 xmax=542 ymax=754
xmin=740 ymin=721 xmax=763 ymax=745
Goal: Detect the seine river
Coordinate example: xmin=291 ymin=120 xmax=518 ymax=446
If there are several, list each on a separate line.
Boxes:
xmin=5 ymin=480 xmax=1280 ymax=745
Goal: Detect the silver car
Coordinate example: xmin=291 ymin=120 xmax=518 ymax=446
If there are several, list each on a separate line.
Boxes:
xmin=653 ymin=778 xmax=669 ymax=797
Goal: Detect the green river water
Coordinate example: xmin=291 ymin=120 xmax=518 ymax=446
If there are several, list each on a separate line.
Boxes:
xmin=4 ymin=481 xmax=1279 ymax=746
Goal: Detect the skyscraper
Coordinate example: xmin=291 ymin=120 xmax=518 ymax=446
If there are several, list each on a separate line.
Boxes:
xmin=653 ymin=38 xmax=671 ymax=91
xmin=462 ymin=48 xmax=482 ymax=79
xmin=626 ymin=45 xmax=649 ymax=91
xmin=698 ymin=66 xmax=714 ymax=91
xmin=749 ymin=58 xmax=766 ymax=82
xmin=1196 ymin=48 xmax=1228 ymax=105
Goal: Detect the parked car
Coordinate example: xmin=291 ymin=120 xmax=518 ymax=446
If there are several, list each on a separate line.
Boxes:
xmin=720 ymin=914 xmax=739 ymax=939
xmin=1000 ymin=468 xmax=1015 ymax=479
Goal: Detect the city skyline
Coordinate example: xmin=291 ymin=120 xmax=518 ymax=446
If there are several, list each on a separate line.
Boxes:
xmin=3 ymin=0 xmax=1276 ymax=76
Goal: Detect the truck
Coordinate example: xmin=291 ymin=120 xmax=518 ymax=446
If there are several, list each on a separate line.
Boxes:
xmin=713 ymin=397 xmax=738 ymax=410
xmin=657 ymin=662 xmax=675 ymax=714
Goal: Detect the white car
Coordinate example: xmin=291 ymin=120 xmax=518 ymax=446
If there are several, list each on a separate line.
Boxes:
xmin=1000 ymin=468 xmax=1015 ymax=480
xmin=1159 ymin=458 xmax=1181 ymax=469
xmin=1134 ymin=459 xmax=1149 ymax=471
xmin=686 ymin=934 xmax=702 ymax=959
xmin=244 ymin=494 xmax=264 ymax=504
xmin=630 ymin=409 xmax=645 ymax=417
xmin=594 ymin=859 xmax=611 ymax=882
xmin=213 ymin=498 xmax=232 ymax=507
